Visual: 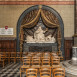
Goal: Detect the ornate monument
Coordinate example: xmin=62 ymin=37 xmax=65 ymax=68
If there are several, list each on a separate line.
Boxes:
xmin=26 ymin=26 xmax=56 ymax=43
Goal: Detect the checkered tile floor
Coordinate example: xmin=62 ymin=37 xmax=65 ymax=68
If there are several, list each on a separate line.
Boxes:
xmin=0 ymin=63 xmax=40 ymax=77
xmin=0 ymin=63 xmax=76 ymax=77
xmin=0 ymin=63 xmax=21 ymax=77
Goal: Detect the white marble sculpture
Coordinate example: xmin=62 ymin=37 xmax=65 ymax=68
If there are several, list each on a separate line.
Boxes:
xmin=34 ymin=26 xmax=45 ymax=43
xmin=26 ymin=26 xmax=56 ymax=43
xmin=26 ymin=35 xmax=35 ymax=43
xmin=45 ymin=35 xmax=56 ymax=43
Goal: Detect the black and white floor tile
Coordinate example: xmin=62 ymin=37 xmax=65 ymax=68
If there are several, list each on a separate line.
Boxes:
xmin=0 ymin=63 xmax=76 ymax=77
xmin=61 ymin=60 xmax=77 ymax=77
xmin=0 ymin=63 xmax=21 ymax=77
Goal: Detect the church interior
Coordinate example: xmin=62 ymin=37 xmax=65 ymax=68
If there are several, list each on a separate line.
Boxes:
xmin=0 ymin=0 xmax=77 ymax=77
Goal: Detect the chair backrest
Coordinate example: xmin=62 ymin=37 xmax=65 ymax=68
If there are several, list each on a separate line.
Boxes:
xmin=5 ymin=52 xmax=10 ymax=58
xmin=42 ymin=57 xmax=50 ymax=65
xmin=27 ymin=52 xmax=35 ymax=58
xmin=0 ymin=53 xmax=5 ymax=60
xmin=51 ymin=56 xmax=60 ymax=65
xmin=26 ymin=68 xmax=37 ymax=77
xmin=53 ymin=68 xmax=65 ymax=77
xmin=28 ymin=52 xmax=35 ymax=56
xmin=43 ymin=52 xmax=51 ymax=57
xmin=10 ymin=52 xmax=16 ymax=57
xmin=0 ymin=52 xmax=5 ymax=55
xmin=36 ymin=53 xmax=43 ymax=57
xmin=51 ymin=54 xmax=58 ymax=57
xmin=22 ymin=52 xmax=28 ymax=57
xmin=40 ymin=68 xmax=51 ymax=77
xmin=32 ymin=57 xmax=40 ymax=65
xmin=16 ymin=52 xmax=22 ymax=58
xmin=22 ymin=56 xmax=31 ymax=65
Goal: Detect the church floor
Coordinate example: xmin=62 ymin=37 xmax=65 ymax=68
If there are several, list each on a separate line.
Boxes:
xmin=0 ymin=63 xmax=77 ymax=77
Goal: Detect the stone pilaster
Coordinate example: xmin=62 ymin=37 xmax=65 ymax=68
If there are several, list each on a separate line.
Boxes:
xmin=74 ymin=1 xmax=77 ymax=46
xmin=76 ymin=1 xmax=77 ymax=34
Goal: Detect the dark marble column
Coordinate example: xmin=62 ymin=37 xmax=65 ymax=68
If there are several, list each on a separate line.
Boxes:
xmin=71 ymin=46 xmax=77 ymax=65
xmin=74 ymin=1 xmax=77 ymax=45
xmin=71 ymin=1 xmax=77 ymax=65
xmin=76 ymin=1 xmax=77 ymax=34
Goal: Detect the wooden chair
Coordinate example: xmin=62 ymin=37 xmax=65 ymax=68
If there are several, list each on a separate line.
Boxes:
xmin=31 ymin=56 xmax=41 ymax=70
xmin=40 ymin=68 xmax=51 ymax=77
xmin=42 ymin=57 xmax=50 ymax=65
xmin=16 ymin=52 xmax=22 ymax=62
xmin=52 ymin=66 xmax=62 ymax=77
xmin=43 ymin=52 xmax=50 ymax=57
xmin=36 ymin=53 xmax=43 ymax=58
xmin=51 ymin=56 xmax=61 ymax=69
xmin=22 ymin=56 xmax=31 ymax=65
xmin=41 ymin=57 xmax=51 ymax=69
xmin=5 ymin=52 xmax=10 ymax=63
xmin=52 ymin=68 xmax=65 ymax=77
xmin=57 ymin=52 xmax=64 ymax=61
xmin=51 ymin=52 xmax=57 ymax=55
xmin=51 ymin=56 xmax=60 ymax=64
xmin=28 ymin=52 xmax=35 ymax=56
xmin=0 ymin=53 xmax=5 ymax=68
xmin=51 ymin=53 xmax=58 ymax=57
xmin=22 ymin=52 xmax=28 ymax=57
xmin=10 ymin=52 xmax=16 ymax=63
xmin=27 ymin=52 xmax=34 ymax=58
xmin=59 ymin=56 xmax=64 ymax=61
xmin=20 ymin=56 xmax=31 ymax=77
xmin=26 ymin=68 xmax=37 ymax=77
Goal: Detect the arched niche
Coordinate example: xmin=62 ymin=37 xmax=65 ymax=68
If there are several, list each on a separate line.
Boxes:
xmin=17 ymin=5 xmax=64 ymax=57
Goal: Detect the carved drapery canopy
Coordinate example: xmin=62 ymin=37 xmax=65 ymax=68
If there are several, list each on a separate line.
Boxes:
xmin=20 ymin=6 xmax=62 ymax=57
xmin=21 ymin=7 xmax=59 ymax=28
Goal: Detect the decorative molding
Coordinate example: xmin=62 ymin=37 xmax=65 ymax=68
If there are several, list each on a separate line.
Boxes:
xmin=0 ymin=37 xmax=16 ymax=40
xmin=0 ymin=1 xmax=75 ymax=5
xmin=64 ymin=37 xmax=73 ymax=40
xmin=75 ymin=0 xmax=77 ymax=34
xmin=74 ymin=34 xmax=77 ymax=37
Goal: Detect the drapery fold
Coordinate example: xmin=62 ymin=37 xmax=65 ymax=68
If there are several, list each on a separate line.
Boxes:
xmin=22 ymin=9 xmax=41 ymax=28
xmin=21 ymin=8 xmax=59 ymax=28
xmin=41 ymin=9 xmax=59 ymax=28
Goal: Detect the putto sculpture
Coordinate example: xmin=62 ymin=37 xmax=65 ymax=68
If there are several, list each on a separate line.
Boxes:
xmin=26 ymin=26 xmax=56 ymax=43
